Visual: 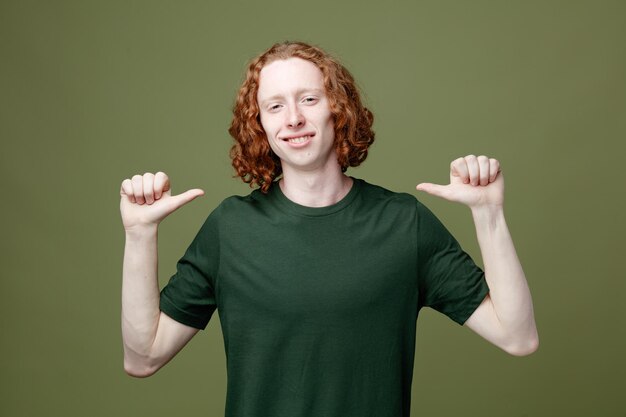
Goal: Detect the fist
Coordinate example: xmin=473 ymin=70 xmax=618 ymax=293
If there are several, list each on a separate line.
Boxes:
xmin=119 ymin=172 xmax=204 ymax=231
xmin=416 ymin=155 xmax=504 ymax=209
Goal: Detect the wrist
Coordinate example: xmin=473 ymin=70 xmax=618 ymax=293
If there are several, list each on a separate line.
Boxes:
xmin=124 ymin=224 xmax=159 ymax=241
xmin=471 ymin=204 xmax=506 ymax=231
xmin=470 ymin=203 xmax=504 ymax=216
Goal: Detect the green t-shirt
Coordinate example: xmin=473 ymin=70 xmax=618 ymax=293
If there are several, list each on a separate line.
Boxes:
xmin=160 ymin=178 xmax=489 ymax=417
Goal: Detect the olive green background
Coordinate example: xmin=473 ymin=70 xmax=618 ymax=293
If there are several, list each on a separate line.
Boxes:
xmin=1 ymin=0 xmax=624 ymax=416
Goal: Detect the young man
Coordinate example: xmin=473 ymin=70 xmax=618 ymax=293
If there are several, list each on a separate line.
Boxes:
xmin=120 ymin=41 xmax=538 ymax=416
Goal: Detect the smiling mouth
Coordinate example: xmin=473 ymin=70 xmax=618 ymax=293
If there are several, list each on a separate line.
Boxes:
xmin=283 ymin=135 xmax=313 ymax=144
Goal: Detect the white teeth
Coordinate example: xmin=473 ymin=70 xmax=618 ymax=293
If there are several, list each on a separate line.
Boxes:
xmin=287 ymin=136 xmax=310 ymax=144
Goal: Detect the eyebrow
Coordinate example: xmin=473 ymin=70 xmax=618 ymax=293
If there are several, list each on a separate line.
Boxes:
xmin=259 ymin=88 xmax=325 ymax=106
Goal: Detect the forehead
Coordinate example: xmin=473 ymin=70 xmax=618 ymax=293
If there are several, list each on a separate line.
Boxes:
xmin=257 ymin=57 xmax=325 ymax=101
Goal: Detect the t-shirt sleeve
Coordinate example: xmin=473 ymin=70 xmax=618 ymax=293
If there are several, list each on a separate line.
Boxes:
xmin=159 ymin=209 xmax=220 ymax=330
xmin=415 ymin=199 xmax=490 ymax=325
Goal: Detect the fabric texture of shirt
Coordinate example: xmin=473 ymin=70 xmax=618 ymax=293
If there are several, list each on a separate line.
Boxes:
xmin=159 ymin=178 xmax=490 ymax=417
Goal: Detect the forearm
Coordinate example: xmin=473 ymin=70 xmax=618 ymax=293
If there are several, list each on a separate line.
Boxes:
xmin=471 ymin=205 xmax=538 ymax=348
xmin=121 ymin=226 xmax=161 ymax=366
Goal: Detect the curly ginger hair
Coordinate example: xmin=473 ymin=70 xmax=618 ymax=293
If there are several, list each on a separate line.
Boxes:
xmin=228 ymin=41 xmax=375 ymax=193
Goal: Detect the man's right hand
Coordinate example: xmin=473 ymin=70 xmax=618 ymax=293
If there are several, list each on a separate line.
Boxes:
xmin=120 ymin=171 xmax=204 ymax=377
xmin=120 ymin=172 xmax=204 ymax=231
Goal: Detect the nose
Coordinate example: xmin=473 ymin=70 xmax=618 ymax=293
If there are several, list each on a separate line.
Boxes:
xmin=285 ymin=106 xmax=305 ymax=129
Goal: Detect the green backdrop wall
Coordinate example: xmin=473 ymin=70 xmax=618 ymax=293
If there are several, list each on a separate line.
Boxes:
xmin=1 ymin=1 xmax=624 ymax=416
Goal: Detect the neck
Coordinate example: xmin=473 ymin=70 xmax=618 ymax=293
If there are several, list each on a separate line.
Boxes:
xmin=278 ymin=166 xmax=353 ymax=207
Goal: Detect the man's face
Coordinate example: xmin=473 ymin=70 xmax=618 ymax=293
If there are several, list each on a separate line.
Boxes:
xmin=257 ymin=57 xmax=337 ymax=175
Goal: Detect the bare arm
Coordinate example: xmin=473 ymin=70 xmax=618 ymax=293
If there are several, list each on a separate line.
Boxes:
xmin=120 ymin=172 xmax=204 ymax=377
xmin=463 ymin=206 xmax=538 ymax=356
xmin=416 ymin=155 xmax=538 ymax=356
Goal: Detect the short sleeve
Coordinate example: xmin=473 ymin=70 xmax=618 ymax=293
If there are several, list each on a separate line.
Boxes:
xmin=159 ymin=209 xmax=220 ymax=330
xmin=416 ymin=200 xmax=490 ymax=325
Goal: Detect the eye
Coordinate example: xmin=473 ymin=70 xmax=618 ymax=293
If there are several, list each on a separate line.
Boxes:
xmin=268 ymin=104 xmax=282 ymax=111
xmin=302 ymin=96 xmax=318 ymax=104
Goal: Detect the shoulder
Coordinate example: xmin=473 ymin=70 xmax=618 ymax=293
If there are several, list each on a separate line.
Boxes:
xmin=355 ymin=179 xmax=445 ymax=230
xmin=356 ymin=178 xmax=419 ymax=212
xmin=205 ymin=187 xmax=272 ymax=223
xmin=212 ymin=187 xmax=264 ymax=209
xmin=189 ymin=190 xmax=267 ymax=241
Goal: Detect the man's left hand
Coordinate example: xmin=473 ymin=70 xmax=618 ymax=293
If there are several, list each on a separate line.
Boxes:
xmin=415 ymin=155 xmax=504 ymax=209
